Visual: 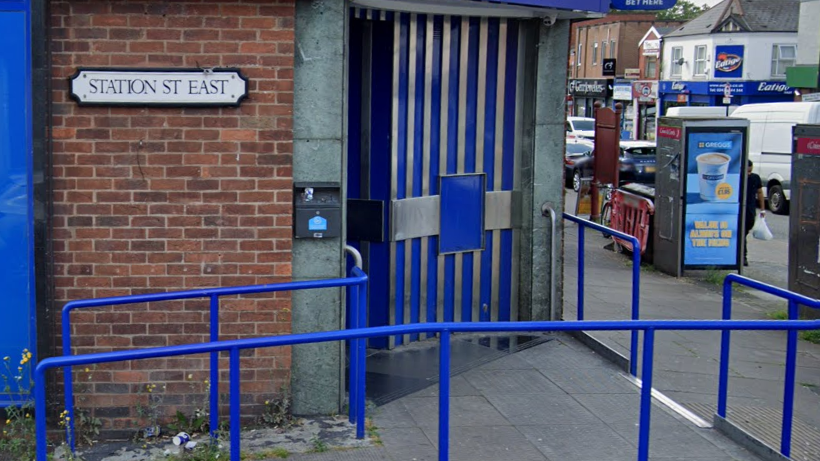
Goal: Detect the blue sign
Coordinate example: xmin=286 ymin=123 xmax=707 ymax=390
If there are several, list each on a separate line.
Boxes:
xmin=610 ymin=0 xmax=677 ymax=10
xmin=486 ymin=0 xmax=609 ymax=14
xmin=714 ymin=45 xmax=744 ymax=79
xmin=683 ymin=131 xmax=744 ymax=267
xmin=308 ymin=216 xmax=328 ymax=231
xmin=660 ymin=80 xmax=793 ymax=96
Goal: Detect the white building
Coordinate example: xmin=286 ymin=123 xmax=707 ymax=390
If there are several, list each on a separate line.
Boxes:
xmin=658 ymin=0 xmax=799 ymax=114
xmin=786 ymin=0 xmax=820 ymax=98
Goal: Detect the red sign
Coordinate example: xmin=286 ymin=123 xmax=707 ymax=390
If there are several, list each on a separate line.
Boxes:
xmin=797 ymin=137 xmax=820 ymax=155
xmin=658 ymin=126 xmax=681 ymax=140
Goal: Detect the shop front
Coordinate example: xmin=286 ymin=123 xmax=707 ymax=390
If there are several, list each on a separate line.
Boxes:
xmin=568 ymin=78 xmax=612 ymax=117
xmin=658 ymin=80 xmax=795 ymax=115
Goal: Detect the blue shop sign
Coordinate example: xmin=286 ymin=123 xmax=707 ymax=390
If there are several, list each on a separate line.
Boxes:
xmin=482 ymin=0 xmax=609 ymax=14
xmin=713 ymin=45 xmax=744 ymax=79
xmin=610 ymin=0 xmax=677 ymax=10
xmin=659 ymin=81 xmax=793 ymax=96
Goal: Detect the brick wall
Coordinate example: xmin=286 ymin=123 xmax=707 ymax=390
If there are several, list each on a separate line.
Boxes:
xmin=50 ymin=0 xmax=295 ymax=436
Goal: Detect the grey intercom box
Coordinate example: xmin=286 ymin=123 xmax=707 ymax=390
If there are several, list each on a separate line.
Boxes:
xmin=293 ymin=182 xmax=341 ymax=239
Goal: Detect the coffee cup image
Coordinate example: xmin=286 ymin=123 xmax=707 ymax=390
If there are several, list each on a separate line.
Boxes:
xmin=696 ymin=153 xmax=731 ymax=201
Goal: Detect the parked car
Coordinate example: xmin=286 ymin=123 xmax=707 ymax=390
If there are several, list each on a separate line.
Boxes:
xmin=568 ymin=141 xmax=657 ymax=192
xmin=566 ymin=117 xmax=595 ymax=140
xmin=564 ymin=138 xmax=594 ymax=188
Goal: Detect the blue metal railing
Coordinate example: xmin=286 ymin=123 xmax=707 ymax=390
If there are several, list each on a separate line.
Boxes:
xmin=719 ymin=274 xmax=820 ymax=458
xmin=60 ymin=268 xmax=368 ymax=449
xmin=564 ymin=212 xmax=642 ymax=376
xmin=35 ymin=318 xmax=820 ymax=461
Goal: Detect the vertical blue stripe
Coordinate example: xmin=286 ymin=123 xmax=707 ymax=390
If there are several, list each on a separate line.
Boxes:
xmin=394 ymin=14 xmax=410 ymax=346
xmin=498 ymin=20 xmax=519 ymax=322
xmin=409 ymin=15 xmax=426 ymax=341
xmin=427 ymin=16 xmax=443 ymax=327
xmin=443 ymin=17 xmax=460 ymax=324
xmin=464 ymin=17 xmax=479 ymax=174
xmin=367 ymin=19 xmax=395 ymax=348
xmin=347 ymin=18 xmax=363 ymax=200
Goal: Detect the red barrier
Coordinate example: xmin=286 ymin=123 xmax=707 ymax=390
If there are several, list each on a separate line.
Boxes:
xmin=610 ymin=189 xmax=654 ymax=255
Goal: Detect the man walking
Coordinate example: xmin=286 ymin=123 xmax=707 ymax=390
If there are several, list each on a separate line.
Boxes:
xmin=744 ymin=160 xmax=765 ymax=266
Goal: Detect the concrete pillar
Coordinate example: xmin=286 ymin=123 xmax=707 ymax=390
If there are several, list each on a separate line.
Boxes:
xmin=520 ymin=20 xmax=569 ymax=321
xmin=291 ymin=0 xmax=347 ymax=415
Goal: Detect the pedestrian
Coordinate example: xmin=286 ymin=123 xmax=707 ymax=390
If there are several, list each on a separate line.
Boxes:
xmin=744 ymin=160 xmax=765 ymax=266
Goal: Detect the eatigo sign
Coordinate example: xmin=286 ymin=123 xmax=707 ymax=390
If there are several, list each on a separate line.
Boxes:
xmin=69 ymin=68 xmax=249 ymax=107
xmin=610 ymin=0 xmax=677 ymax=10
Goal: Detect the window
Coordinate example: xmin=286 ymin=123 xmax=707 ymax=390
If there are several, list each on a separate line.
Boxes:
xmin=671 ymin=47 xmax=683 ymax=77
xmin=601 ymin=41 xmax=607 ymax=65
xmin=577 ymin=43 xmax=582 ymax=66
xmin=694 ymin=45 xmax=708 ymax=75
xmin=771 ymin=44 xmax=796 ymax=77
xmin=592 ymin=42 xmax=598 ymax=65
xmin=610 ymin=40 xmax=616 ymax=58
xmin=645 ymin=57 xmax=657 ymax=79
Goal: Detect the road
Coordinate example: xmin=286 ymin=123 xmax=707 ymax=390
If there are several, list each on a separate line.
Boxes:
xmin=563 ymin=188 xmax=790 ymax=289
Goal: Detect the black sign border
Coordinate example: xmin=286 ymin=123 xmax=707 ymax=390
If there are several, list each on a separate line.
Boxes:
xmin=68 ymin=67 xmax=250 ymax=108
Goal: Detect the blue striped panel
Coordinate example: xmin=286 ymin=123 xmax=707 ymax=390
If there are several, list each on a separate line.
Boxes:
xmin=499 ymin=20 xmax=519 ymax=321
xmin=409 ymin=14 xmax=426 ymax=341
xmin=367 ymin=18 xmax=396 ymax=348
xmin=443 ymin=17 xmax=461 ymax=324
xmin=426 ymin=16 xmax=443 ymax=327
xmin=479 ymin=18 xmax=500 ymax=322
xmin=394 ymin=13 xmax=411 ymax=346
xmin=460 ymin=17 xmax=479 ymax=322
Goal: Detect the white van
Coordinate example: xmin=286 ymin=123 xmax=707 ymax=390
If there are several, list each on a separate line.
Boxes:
xmin=730 ymin=102 xmax=820 ymax=214
xmin=665 ymin=106 xmax=736 ymax=117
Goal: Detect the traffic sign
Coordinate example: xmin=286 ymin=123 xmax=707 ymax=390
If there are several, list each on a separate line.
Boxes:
xmin=610 ymin=0 xmax=678 ymax=10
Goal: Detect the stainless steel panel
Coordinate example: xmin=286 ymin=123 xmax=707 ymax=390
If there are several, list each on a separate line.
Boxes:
xmin=391 ymin=196 xmax=441 ymax=240
xmin=454 ymin=16 xmax=470 ymax=324
xmin=388 ymin=15 xmax=401 ymax=349
xmin=420 ymin=16 xmax=435 ymax=337
xmin=491 ymin=19 xmax=507 ymax=323
xmin=437 ymin=16 xmax=451 ymax=327
xmin=403 ymin=14 xmax=418 ymax=345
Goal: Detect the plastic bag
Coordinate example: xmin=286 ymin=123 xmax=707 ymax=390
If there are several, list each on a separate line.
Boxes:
xmin=752 ymin=216 xmax=773 ymax=241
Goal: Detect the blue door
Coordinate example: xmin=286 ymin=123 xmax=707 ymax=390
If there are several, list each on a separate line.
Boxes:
xmin=348 ymin=10 xmax=525 ymax=348
xmin=0 ymin=7 xmax=36 ymax=402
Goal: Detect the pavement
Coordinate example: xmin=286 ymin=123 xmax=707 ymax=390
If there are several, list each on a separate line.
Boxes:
xmin=66 ymin=194 xmax=820 ymax=460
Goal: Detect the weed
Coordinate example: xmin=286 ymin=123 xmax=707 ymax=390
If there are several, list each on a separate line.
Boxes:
xmin=800 ymin=329 xmax=820 ymax=344
xmin=767 ymin=310 xmax=789 ymax=320
xmin=800 ymin=382 xmax=818 ymax=389
xmin=309 ymin=437 xmax=328 ymax=453
xmin=168 ymin=376 xmax=212 ymax=436
xmin=257 ymin=387 xmax=291 ymax=428
xmin=0 ymin=350 xmax=36 ymax=461
xmin=704 ymin=267 xmax=729 ymax=286
xmin=163 ymin=438 xmax=226 ymax=461
xmin=365 ymin=418 xmax=381 ymax=445
xmin=241 ymin=447 xmax=290 ymax=459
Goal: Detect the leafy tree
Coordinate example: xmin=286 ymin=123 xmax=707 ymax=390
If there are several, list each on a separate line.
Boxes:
xmin=655 ymin=0 xmax=709 ymax=21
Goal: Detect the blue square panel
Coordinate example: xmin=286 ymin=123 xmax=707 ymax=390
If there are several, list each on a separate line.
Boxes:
xmin=439 ymin=174 xmax=486 ymax=254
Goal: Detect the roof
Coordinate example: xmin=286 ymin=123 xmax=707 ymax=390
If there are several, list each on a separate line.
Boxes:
xmin=638 ymin=25 xmax=678 ymax=46
xmin=665 ymin=0 xmax=799 ymax=38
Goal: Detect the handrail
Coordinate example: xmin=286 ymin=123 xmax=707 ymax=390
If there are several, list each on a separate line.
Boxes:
xmin=36 ymin=318 xmax=820 ymax=461
xmin=563 ymin=212 xmax=642 ymax=376
xmin=61 ymin=272 xmax=368 ymax=450
xmin=541 ymin=204 xmax=559 ymax=320
xmin=720 ymin=274 xmax=820 ymax=458
xmin=345 ymin=244 xmax=363 ymax=269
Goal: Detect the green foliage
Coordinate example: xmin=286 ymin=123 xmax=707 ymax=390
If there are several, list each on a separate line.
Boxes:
xmin=257 ymin=389 xmax=292 ymax=428
xmin=704 ymin=267 xmax=729 ymax=286
xmin=309 ymin=437 xmax=328 ymax=453
xmin=767 ymin=310 xmax=789 ymax=320
xmin=656 ymin=0 xmax=708 ymax=21
xmin=800 ymin=329 xmax=820 ymax=344
xmin=74 ymin=409 xmax=102 ymax=447
xmin=163 ymin=438 xmax=225 ymax=461
xmin=168 ymin=410 xmax=209 ymax=435
xmin=0 ymin=350 xmax=36 ymax=461
xmin=241 ymin=448 xmax=290 ymax=460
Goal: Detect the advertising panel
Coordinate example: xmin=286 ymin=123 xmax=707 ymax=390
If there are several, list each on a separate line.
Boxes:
xmin=683 ymin=130 xmax=744 ymax=267
xmin=713 ymin=45 xmax=744 ymax=79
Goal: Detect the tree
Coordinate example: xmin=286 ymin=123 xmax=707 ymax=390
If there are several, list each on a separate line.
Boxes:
xmin=655 ymin=0 xmax=709 ymax=21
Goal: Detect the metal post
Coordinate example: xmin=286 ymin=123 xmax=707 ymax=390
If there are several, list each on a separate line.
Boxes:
xmin=210 ymin=294 xmax=220 ymax=438
xmin=439 ymin=330 xmax=451 ymax=461
xmin=230 ymin=347 xmax=241 ymax=461
xmin=578 ymin=225 xmax=585 ymax=320
xmin=718 ymin=280 xmax=732 ymax=417
xmin=348 ymin=283 xmax=358 ymax=424
xmin=356 ymin=279 xmax=367 ymax=439
xmin=630 ymin=241 xmax=641 ymax=377
xmin=638 ymin=328 xmax=655 ymax=461
xmin=61 ymin=308 xmax=76 ymax=452
xmin=781 ymin=300 xmax=799 ymax=457
xmin=35 ymin=365 xmax=47 ymax=461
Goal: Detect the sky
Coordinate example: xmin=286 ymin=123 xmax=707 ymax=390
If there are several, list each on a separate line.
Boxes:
xmin=697 ymin=0 xmax=725 ymax=7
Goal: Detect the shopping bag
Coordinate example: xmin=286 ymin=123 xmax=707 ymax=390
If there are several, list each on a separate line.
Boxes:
xmin=752 ymin=216 xmax=773 ymax=241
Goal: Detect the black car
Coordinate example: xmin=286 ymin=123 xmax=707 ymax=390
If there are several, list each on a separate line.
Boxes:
xmin=564 ymin=140 xmax=593 ymax=189
xmin=568 ymin=142 xmax=657 ymax=191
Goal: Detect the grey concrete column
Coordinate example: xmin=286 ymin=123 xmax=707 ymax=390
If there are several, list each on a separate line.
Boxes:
xmin=519 ymin=20 xmax=569 ymax=321
xmin=291 ymin=0 xmax=347 ymax=415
